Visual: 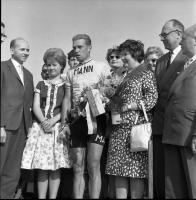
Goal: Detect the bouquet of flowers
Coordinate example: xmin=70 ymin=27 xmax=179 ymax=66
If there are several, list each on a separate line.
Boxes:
xmin=70 ymin=71 xmax=125 ymax=124
xmin=70 ymin=87 xmax=89 ymax=122
xmin=96 ymin=72 xmax=128 ymax=125
xmin=97 ymin=74 xmax=124 ymax=109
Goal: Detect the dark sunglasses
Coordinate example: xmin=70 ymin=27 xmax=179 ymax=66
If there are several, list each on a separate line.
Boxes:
xmin=109 ymin=55 xmax=121 ymax=60
xmin=151 ymin=59 xmax=158 ymax=63
xmin=147 ymin=58 xmax=158 ymax=63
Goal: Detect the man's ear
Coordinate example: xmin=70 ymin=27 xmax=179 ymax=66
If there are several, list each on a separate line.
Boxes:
xmin=10 ymin=47 xmax=14 ymax=55
xmin=177 ymin=31 xmax=183 ymax=39
xmin=88 ymin=45 xmax=92 ymax=52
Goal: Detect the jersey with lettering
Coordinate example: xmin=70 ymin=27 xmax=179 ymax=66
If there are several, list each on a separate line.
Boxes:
xmin=65 ymin=58 xmax=111 ymax=105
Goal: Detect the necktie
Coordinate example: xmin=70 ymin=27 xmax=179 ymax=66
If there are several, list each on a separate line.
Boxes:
xmin=18 ymin=65 xmax=24 ymax=84
xmin=166 ymin=51 xmax=172 ymax=70
xmin=184 ymin=58 xmax=193 ymax=70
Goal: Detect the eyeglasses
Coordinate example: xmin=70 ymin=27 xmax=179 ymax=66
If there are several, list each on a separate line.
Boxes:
xmin=159 ymin=30 xmax=181 ymax=39
xmin=150 ymin=58 xmax=158 ymax=63
xmin=109 ymin=55 xmax=121 ymax=60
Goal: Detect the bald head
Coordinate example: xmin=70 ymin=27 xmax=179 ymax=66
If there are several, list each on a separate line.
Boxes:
xmin=10 ymin=37 xmax=30 ymax=64
xmin=181 ymin=24 xmax=196 ymax=58
xmin=10 ymin=37 xmax=29 ymax=49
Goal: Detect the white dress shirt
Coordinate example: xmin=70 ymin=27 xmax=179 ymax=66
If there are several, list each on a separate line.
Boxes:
xmin=11 ymin=58 xmax=24 ymax=85
xmin=170 ymin=45 xmax=181 ymax=64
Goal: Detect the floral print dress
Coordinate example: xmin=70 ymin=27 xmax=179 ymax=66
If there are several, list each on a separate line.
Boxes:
xmin=21 ymin=80 xmax=72 ymax=170
xmin=105 ymin=65 xmax=158 ymax=178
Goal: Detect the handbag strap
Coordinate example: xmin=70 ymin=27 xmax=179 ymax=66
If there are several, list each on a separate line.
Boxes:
xmin=134 ymin=100 xmax=149 ymax=125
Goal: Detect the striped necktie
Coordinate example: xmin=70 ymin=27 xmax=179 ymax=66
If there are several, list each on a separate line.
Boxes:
xmin=184 ymin=58 xmax=194 ymax=70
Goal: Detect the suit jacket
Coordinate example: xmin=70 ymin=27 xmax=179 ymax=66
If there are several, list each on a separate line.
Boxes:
xmin=1 ymin=59 xmax=34 ymax=131
xmin=152 ymin=50 xmax=187 ymax=136
xmin=162 ymin=60 xmax=196 ymax=146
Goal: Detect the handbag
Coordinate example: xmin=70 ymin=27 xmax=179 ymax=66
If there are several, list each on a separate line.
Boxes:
xmin=130 ymin=100 xmax=152 ymax=152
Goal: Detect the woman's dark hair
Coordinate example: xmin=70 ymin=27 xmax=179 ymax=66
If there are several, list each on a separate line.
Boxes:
xmin=43 ymin=48 xmax=66 ymax=73
xmin=68 ymin=49 xmax=76 ymax=60
xmin=119 ymin=39 xmax=144 ymax=63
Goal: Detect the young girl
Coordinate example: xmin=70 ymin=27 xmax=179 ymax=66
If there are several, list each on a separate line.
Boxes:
xmin=21 ymin=48 xmax=71 ymax=199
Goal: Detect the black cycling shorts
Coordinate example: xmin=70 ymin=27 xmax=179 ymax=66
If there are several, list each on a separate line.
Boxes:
xmin=70 ymin=114 xmax=107 ymax=148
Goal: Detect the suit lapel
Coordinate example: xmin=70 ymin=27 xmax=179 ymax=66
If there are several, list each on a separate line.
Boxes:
xmin=168 ymin=60 xmax=196 ymax=99
xmin=159 ymin=51 xmax=184 ymax=93
xmin=23 ymin=68 xmax=29 ymax=90
xmin=8 ymin=59 xmax=24 ymax=86
xmin=156 ymin=52 xmax=170 ymax=89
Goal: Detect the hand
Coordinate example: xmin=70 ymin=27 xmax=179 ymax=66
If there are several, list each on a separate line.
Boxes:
xmin=121 ymin=104 xmax=128 ymax=113
xmin=0 ymin=127 xmax=6 ymax=144
xmin=57 ymin=125 xmax=71 ymax=143
xmin=104 ymin=87 xmax=116 ymax=99
xmin=41 ymin=118 xmax=56 ymax=133
xmin=63 ymin=125 xmax=71 ymax=136
xmin=191 ymin=135 xmax=196 ymax=154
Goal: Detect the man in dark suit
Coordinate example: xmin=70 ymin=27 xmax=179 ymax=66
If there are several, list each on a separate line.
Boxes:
xmin=0 ymin=38 xmax=34 ymax=199
xmin=162 ymin=24 xmax=196 ymax=199
xmin=152 ymin=19 xmax=187 ymax=198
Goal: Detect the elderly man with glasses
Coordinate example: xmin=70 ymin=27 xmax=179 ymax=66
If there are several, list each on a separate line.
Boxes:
xmin=151 ymin=19 xmax=187 ymax=198
xmin=161 ymin=23 xmax=196 ymax=199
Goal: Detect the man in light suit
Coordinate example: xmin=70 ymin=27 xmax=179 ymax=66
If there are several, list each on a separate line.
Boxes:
xmin=0 ymin=38 xmax=34 ymax=199
xmin=152 ymin=19 xmax=187 ymax=198
xmin=162 ymin=24 xmax=196 ymax=199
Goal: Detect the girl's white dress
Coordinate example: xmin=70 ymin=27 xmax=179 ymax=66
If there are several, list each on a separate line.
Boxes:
xmin=21 ymin=80 xmax=72 ymax=170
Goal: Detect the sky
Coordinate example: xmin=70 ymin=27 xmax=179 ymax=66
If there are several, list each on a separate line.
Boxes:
xmin=1 ymin=0 xmax=196 ymax=85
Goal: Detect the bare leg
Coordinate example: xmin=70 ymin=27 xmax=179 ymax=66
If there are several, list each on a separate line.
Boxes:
xmin=49 ymin=169 xmax=61 ymax=199
xmin=71 ymin=147 xmax=86 ymax=199
xmin=115 ymin=176 xmax=128 ymax=199
xmin=130 ymin=178 xmax=145 ymax=199
xmin=87 ymin=143 xmax=103 ymax=199
xmin=37 ymin=170 xmax=48 ymax=199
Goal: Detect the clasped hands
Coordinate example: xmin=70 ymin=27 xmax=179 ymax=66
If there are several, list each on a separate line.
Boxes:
xmin=41 ymin=118 xmax=57 ymax=133
xmin=41 ymin=118 xmax=70 ymax=142
xmin=41 ymin=118 xmax=70 ymax=134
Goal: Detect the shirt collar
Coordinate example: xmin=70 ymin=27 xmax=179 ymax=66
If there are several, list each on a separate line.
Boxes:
xmin=79 ymin=57 xmax=93 ymax=65
xmin=184 ymin=54 xmax=196 ymax=70
xmin=11 ymin=58 xmax=23 ymax=68
xmin=172 ymin=45 xmax=181 ymax=57
xmin=187 ymin=54 xmax=196 ymax=64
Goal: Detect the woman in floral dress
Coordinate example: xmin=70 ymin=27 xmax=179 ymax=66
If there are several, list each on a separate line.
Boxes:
xmin=21 ymin=48 xmax=71 ymax=199
xmin=105 ymin=40 xmax=158 ymax=199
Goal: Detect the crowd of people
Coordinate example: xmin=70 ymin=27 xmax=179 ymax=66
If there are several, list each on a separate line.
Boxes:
xmin=0 ymin=19 xmax=196 ymax=199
